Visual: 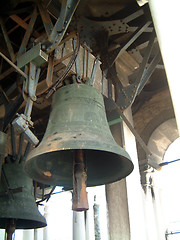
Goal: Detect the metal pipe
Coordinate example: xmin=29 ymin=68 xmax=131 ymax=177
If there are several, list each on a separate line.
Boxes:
xmin=148 ymin=0 xmax=180 ymax=135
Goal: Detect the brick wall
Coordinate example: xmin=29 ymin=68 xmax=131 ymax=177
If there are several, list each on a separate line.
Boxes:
xmin=133 ymin=89 xmax=175 ymax=168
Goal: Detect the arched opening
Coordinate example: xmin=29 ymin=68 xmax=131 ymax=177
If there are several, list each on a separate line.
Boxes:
xmin=147 ymin=119 xmax=180 ymax=239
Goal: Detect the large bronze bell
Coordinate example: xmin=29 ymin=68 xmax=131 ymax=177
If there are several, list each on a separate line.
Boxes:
xmin=0 ymin=159 xmax=47 ymax=231
xmin=25 ymin=83 xmax=133 ymax=189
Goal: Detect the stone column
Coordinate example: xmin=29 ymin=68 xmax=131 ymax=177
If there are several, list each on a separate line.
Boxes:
xmin=23 ymin=230 xmax=34 ymax=240
xmin=73 ymin=211 xmax=86 ymax=240
xmin=106 ymin=122 xmax=130 ymax=240
xmin=123 ymin=108 xmax=147 ymax=240
xmin=148 ymin=0 xmax=180 ymax=135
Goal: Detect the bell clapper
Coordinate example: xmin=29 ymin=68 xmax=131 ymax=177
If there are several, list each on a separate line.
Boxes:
xmin=6 ymin=219 xmax=16 ymax=240
xmin=72 ymin=149 xmax=89 ymax=211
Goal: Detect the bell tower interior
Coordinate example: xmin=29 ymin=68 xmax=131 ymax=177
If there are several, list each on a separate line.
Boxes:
xmin=0 ymin=0 xmax=179 ymax=239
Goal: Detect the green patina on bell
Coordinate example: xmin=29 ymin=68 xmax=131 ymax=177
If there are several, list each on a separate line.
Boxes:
xmin=25 ymin=83 xmax=133 ymax=189
xmin=0 ymin=160 xmax=47 ymax=229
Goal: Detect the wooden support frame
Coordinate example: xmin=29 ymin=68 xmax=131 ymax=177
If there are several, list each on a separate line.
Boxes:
xmin=17 ymin=7 xmax=38 ymax=57
xmin=10 ymin=14 xmax=40 ymax=38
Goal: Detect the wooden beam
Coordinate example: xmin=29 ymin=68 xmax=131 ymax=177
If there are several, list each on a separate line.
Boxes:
xmin=10 ymin=14 xmax=40 ymax=38
xmin=17 ymin=7 xmax=38 ymax=57
xmin=0 ymin=67 xmax=14 ymax=81
xmin=8 ymin=15 xmax=31 ymax=35
xmin=38 ymin=1 xmax=53 ymax=38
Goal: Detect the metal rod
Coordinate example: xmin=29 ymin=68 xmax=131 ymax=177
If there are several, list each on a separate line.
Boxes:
xmin=35 ymin=68 xmax=41 ymax=88
xmin=102 ymin=69 xmax=107 ymax=95
xmin=128 ymin=30 xmax=156 ymax=104
xmin=138 ymin=51 xmax=161 ymax=94
xmin=72 ymin=38 xmax=81 ymax=80
xmin=135 ymin=30 xmax=156 ymax=86
xmin=91 ymin=57 xmax=99 ymax=85
xmin=123 ymin=9 xmax=144 ymax=23
xmin=86 ymin=49 xmax=89 ymax=78
xmin=24 ymin=98 xmax=33 ymax=120
xmin=72 ymin=149 xmax=89 ymax=211
xmin=23 ymin=142 xmax=31 ymax=161
xmin=46 ymin=52 xmax=54 ymax=87
xmin=10 ymin=124 xmax=16 ymax=159
xmin=28 ymin=62 xmax=37 ymax=101
xmin=46 ymin=186 xmax=56 ymax=202
xmin=17 ymin=133 xmax=24 ymax=163
xmin=108 ymin=79 xmax=112 ymax=99
xmin=83 ymin=46 xmax=86 ymax=79
xmin=102 ymin=73 xmax=105 ymax=94
xmin=46 ymin=34 xmax=80 ymax=98
xmin=0 ymin=52 xmax=28 ymax=78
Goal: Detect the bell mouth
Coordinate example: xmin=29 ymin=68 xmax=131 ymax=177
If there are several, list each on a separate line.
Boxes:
xmin=0 ymin=218 xmax=47 ymax=229
xmin=25 ymin=148 xmax=133 ymax=189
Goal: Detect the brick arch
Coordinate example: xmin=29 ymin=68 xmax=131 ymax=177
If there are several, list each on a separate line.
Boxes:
xmin=147 ymin=118 xmax=178 ymax=164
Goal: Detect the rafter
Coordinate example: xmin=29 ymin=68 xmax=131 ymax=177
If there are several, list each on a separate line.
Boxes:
xmin=10 ymin=14 xmax=40 ymax=38
xmin=8 ymin=15 xmax=31 ymax=35
xmin=17 ymin=7 xmax=38 ymax=57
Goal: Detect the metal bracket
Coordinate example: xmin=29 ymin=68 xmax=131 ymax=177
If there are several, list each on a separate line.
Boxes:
xmin=17 ymin=43 xmax=48 ymax=69
xmin=13 ymin=61 xmax=42 ymax=146
xmin=12 ymin=114 xmax=38 ymax=146
xmin=46 ymin=0 xmax=80 ymax=53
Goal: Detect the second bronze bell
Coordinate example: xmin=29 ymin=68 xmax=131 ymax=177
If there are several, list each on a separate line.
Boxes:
xmin=0 ymin=157 xmax=47 ymax=239
xmin=25 ymin=83 xmax=134 ymax=189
